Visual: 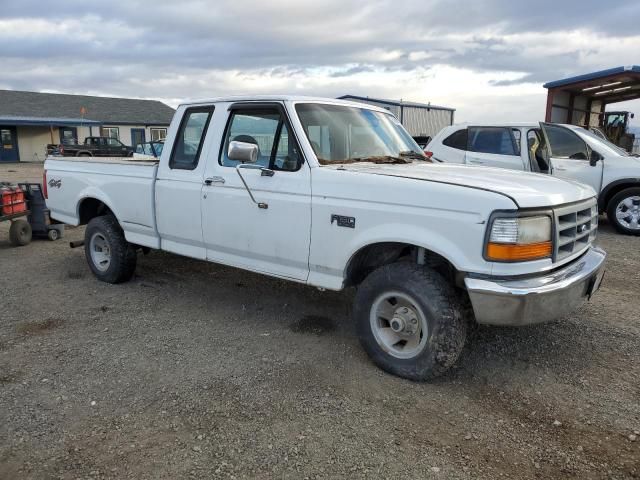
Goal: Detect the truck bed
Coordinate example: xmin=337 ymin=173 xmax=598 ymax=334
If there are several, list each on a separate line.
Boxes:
xmin=44 ymin=156 xmax=160 ymax=248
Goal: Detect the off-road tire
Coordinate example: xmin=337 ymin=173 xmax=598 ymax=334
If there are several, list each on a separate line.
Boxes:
xmin=607 ymin=187 xmax=640 ymax=235
xmin=354 ymin=262 xmax=468 ymax=381
xmin=9 ymin=219 xmax=32 ymax=246
xmin=84 ymin=215 xmax=137 ymax=283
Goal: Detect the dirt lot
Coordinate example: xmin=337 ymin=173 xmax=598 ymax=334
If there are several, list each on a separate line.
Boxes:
xmin=1 ymin=163 xmax=638 ymax=479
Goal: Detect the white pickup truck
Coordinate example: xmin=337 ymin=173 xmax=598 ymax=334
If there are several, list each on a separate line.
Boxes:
xmin=44 ymin=96 xmax=606 ymax=381
xmin=427 ymin=122 xmax=640 ymax=235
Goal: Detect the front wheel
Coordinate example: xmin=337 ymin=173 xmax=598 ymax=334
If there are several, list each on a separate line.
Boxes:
xmin=84 ymin=215 xmax=137 ymax=283
xmin=607 ymin=187 xmax=640 ymax=235
xmin=354 ymin=263 xmax=468 ymax=381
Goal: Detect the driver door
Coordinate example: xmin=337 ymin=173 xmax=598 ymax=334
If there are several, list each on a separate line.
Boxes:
xmin=201 ymin=103 xmax=312 ymax=281
xmin=540 ymin=123 xmax=604 ymax=194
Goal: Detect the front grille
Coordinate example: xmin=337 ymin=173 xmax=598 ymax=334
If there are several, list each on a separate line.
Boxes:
xmin=554 ymin=199 xmax=598 ymax=262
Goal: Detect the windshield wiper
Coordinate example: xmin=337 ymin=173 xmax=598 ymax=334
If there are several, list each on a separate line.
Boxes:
xmin=399 ymin=150 xmax=428 ymax=160
xmin=318 ymin=156 xmax=413 ymax=165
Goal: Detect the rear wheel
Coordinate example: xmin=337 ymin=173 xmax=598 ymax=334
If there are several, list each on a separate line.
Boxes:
xmin=84 ymin=215 xmax=137 ymax=283
xmin=607 ymin=187 xmax=640 ymax=235
xmin=9 ymin=219 xmax=32 ymax=246
xmin=354 ymin=262 xmax=468 ymax=381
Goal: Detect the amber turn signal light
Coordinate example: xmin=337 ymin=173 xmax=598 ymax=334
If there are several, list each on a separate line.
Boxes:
xmin=486 ymin=241 xmax=552 ymax=262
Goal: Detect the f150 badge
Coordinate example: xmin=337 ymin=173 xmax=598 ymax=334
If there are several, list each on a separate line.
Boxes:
xmin=331 ymin=214 xmax=355 ymax=228
xmin=48 ymin=178 xmax=62 ymax=189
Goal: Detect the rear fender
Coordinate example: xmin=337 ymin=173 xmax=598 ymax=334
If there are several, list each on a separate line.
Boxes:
xmin=75 ymin=186 xmax=119 ymax=225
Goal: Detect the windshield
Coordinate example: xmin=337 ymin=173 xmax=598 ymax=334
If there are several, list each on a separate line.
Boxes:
xmin=295 ymin=103 xmax=425 ymax=164
xmin=580 ymin=128 xmax=630 ymax=156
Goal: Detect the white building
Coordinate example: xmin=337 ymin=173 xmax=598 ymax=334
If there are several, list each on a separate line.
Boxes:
xmin=0 ymin=89 xmax=174 ymax=163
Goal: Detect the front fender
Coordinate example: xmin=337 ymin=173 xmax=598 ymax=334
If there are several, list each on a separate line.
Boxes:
xmin=342 ymin=221 xmax=483 ymax=276
xmin=599 ymin=178 xmax=640 ymax=210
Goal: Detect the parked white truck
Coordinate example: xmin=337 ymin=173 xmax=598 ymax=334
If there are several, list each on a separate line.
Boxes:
xmin=44 ymin=96 xmax=606 ymax=380
xmin=427 ymin=122 xmax=640 ymax=235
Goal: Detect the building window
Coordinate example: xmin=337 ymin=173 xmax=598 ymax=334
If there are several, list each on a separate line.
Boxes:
xmin=101 ymin=127 xmax=120 ymax=139
xmin=150 ymin=128 xmax=167 ymax=141
xmin=59 ymin=127 xmax=78 ymax=145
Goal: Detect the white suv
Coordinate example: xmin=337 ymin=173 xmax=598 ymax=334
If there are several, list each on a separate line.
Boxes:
xmin=427 ymin=123 xmax=640 ymax=235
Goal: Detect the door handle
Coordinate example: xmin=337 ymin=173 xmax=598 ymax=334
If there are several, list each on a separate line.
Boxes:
xmin=204 ymin=176 xmax=225 ymax=186
xmin=468 ymin=160 xmax=485 ymax=165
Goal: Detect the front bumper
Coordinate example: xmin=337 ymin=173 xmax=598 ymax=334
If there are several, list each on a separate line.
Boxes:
xmin=464 ymin=247 xmax=606 ymax=326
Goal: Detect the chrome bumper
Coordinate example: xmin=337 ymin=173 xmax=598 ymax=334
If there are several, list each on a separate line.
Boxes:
xmin=464 ymin=247 xmax=606 ymax=326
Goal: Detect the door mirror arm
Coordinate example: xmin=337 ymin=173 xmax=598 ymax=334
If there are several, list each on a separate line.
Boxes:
xmin=236 ymin=164 xmax=269 ymax=209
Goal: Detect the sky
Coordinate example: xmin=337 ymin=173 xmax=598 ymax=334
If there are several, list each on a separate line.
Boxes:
xmin=0 ymin=0 xmax=639 ymax=125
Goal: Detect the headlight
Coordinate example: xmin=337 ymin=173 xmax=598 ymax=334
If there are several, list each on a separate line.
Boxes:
xmin=486 ymin=215 xmax=552 ymax=262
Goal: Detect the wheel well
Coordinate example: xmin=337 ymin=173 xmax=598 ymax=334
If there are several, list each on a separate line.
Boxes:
xmin=78 ymin=198 xmax=114 ymax=225
xmin=344 ymin=242 xmax=458 ymax=287
xmin=600 ymin=181 xmax=640 ymax=212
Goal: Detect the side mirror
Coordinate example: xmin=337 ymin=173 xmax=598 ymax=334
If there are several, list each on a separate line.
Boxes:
xmin=228 ymin=141 xmax=258 ymax=163
xmin=590 ymin=150 xmax=603 ymax=167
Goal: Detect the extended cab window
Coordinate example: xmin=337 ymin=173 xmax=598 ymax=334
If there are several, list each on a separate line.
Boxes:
xmin=170 ymin=107 xmax=214 ymax=170
xmin=220 ymin=107 xmax=302 ymax=172
xmin=468 ymin=127 xmax=518 ymax=156
xmin=442 ymin=128 xmax=467 ymax=150
xmin=544 ymin=124 xmax=589 ymax=160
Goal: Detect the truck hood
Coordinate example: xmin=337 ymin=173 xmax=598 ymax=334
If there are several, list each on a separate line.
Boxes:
xmin=328 ymin=162 xmax=596 ymax=208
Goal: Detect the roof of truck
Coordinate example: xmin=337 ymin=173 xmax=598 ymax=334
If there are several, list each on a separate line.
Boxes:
xmin=179 ymin=95 xmax=391 ymax=113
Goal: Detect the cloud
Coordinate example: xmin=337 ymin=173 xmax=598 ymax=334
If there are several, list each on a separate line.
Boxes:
xmin=0 ymin=0 xmax=639 ymax=123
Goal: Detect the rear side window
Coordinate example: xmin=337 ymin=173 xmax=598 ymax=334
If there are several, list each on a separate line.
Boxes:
xmin=544 ymin=125 xmax=589 ymax=160
xmin=442 ymin=128 xmax=467 ymax=150
xmin=170 ymin=106 xmax=214 ymax=170
xmin=468 ymin=127 xmax=518 ymax=156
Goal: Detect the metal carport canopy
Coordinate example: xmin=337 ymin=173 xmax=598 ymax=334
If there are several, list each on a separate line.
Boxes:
xmin=543 ymin=66 xmax=640 ymax=126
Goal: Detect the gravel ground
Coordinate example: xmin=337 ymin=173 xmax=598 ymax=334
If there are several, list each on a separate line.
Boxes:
xmin=0 ymin=163 xmax=638 ymax=479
